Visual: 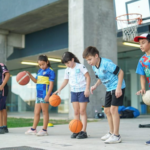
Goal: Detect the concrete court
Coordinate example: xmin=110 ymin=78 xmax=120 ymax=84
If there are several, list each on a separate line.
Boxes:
xmin=0 ymin=116 xmax=150 ymax=150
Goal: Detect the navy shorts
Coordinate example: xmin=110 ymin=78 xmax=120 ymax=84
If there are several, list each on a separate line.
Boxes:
xmin=0 ymin=96 xmax=7 ymax=111
xmin=71 ymin=92 xmax=89 ymax=103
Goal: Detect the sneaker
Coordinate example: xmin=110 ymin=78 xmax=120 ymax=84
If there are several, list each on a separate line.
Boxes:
xmin=36 ymin=130 xmax=48 ymax=136
xmin=101 ymin=132 xmax=112 ymax=141
xmin=104 ymin=134 xmax=122 ymax=144
xmin=71 ymin=133 xmax=79 ymax=138
xmin=0 ymin=128 xmax=5 ymax=134
xmin=76 ymin=131 xmax=88 ymax=139
xmin=3 ymin=127 xmax=9 ymax=133
xmin=145 ymin=140 xmax=150 ymax=145
xmin=25 ymin=128 xmax=37 ymax=135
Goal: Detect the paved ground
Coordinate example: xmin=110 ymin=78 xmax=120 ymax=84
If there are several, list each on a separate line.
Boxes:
xmin=1 ymin=116 xmax=150 ymax=150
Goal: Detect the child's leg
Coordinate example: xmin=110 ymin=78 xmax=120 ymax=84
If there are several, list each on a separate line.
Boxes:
xmin=104 ymin=107 xmax=113 ymax=134
xmin=104 ymin=91 xmax=114 ymax=133
xmin=0 ymin=110 xmax=3 ymax=127
xmin=79 ymin=102 xmax=88 ymax=132
xmin=32 ymin=103 xmax=41 ymax=129
xmin=2 ymin=97 xmax=7 ymax=127
xmin=72 ymin=102 xmax=80 ymax=120
xmin=0 ymin=110 xmax=4 ymax=134
xmin=110 ymin=89 xmax=125 ymax=136
xmin=41 ymin=103 xmax=49 ymax=130
xmin=110 ymin=106 xmax=120 ymax=135
xmin=0 ymin=96 xmax=5 ymax=134
xmin=2 ymin=109 xmax=7 ymax=126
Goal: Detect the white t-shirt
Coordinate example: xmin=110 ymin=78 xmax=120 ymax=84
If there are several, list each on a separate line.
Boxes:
xmin=64 ymin=63 xmax=88 ymax=92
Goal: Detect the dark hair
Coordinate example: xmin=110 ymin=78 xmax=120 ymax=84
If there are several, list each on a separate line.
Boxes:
xmin=61 ymin=52 xmax=80 ymax=64
xmin=38 ymin=55 xmax=51 ymax=67
xmin=138 ymin=38 xmax=150 ymax=42
xmin=83 ymin=46 xmax=99 ymax=58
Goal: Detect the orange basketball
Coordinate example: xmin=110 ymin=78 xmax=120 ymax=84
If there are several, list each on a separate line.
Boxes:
xmin=16 ymin=71 xmax=30 ymax=85
xmin=49 ymin=94 xmax=61 ymax=107
xmin=69 ymin=119 xmax=83 ymax=133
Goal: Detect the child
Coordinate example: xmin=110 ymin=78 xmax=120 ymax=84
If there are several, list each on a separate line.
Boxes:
xmin=0 ymin=63 xmax=10 ymax=134
xmin=83 ymin=46 xmax=126 ymax=144
xmin=134 ymin=33 xmax=150 ymax=145
xmin=54 ymin=52 xmax=90 ymax=139
xmin=25 ymin=55 xmax=55 ymax=136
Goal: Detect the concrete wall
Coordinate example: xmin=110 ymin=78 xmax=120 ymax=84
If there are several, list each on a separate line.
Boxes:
xmin=8 ymin=23 xmax=68 ymax=60
xmin=69 ymin=0 xmax=117 ymax=118
xmin=0 ymin=30 xmax=8 ymax=64
xmin=0 ymin=0 xmax=59 ymax=23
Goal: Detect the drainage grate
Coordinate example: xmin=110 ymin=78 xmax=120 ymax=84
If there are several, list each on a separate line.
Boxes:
xmin=0 ymin=146 xmax=45 ymax=150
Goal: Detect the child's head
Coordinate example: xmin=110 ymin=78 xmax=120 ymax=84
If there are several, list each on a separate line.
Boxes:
xmin=134 ymin=33 xmax=150 ymax=53
xmin=61 ymin=52 xmax=80 ymax=68
xmin=83 ymin=46 xmax=99 ymax=66
xmin=38 ymin=55 xmax=51 ymax=70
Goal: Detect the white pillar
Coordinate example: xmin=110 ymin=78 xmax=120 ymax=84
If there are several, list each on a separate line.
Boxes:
xmin=0 ymin=30 xmax=8 ymax=64
xmin=69 ymin=0 xmax=117 ymax=118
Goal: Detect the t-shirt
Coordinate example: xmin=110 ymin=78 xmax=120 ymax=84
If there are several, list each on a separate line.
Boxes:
xmin=36 ymin=67 xmax=55 ymax=98
xmin=136 ymin=54 xmax=150 ymax=88
xmin=64 ymin=63 xmax=88 ymax=92
xmin=92 ymin=58 xmax=126 ymax=91
xmin=0 ymin=63 xmax=9 ymax=96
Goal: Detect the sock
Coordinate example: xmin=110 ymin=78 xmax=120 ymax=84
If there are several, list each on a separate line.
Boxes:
xmin=114 ymin=134 xmax=120 ymax=137
xmin=0 ymin=126 xmax=3 ymax=129
xmin=31 ymin=128 xmax=36 ymax=131
xmin=109 ymin=132 xmax=112 ymax=135
xmin=3 ymin=126 xmax=7 ymax=128
xmin=43 ymin=129 xmax=47 ymax=131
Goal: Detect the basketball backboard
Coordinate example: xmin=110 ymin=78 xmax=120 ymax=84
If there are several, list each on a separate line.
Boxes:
xmin=115 ymin=0 xmax=150 ymax=30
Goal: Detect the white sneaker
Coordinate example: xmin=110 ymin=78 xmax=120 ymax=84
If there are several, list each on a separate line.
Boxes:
xmin=104 ymin=134 xmax=122 ymax=144
xmin=25 ymin=128 xmax=37 ymax=135
xmin=101 ymin=132 xmax=112 ymax=141
xmin=36 ymin=130 xmax=48 ymax=136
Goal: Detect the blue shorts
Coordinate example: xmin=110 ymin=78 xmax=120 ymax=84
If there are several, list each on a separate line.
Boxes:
xmin=71 ymin=92 xmax=89 ymax=103
xmin=36 ymin=97 xmax=49 ymax=104
xmin=0 ymin=96 xmax=7 ymax=111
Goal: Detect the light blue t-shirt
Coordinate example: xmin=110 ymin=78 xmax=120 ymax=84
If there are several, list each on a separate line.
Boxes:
xmin=92 ymin=58 xmax=126 ymax=91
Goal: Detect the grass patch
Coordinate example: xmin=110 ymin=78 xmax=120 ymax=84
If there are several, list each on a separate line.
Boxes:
xmin=7 ymin=118 xmax=98 ymax=128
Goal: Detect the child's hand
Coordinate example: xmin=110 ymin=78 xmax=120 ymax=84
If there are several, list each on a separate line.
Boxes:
xmin=53 ymin=90 xmax=61 ymax=95
xmin=90 ymin=85 xmax=97 ymax=94
xmin=26 ymin=71 xmax=31 ymax=76
xmin=84 ymin=89 xmax=90 ymax=97
xmin=115 ymin=88 xmax=122 ymax=98
xmin=136 ymin=89 xmax=146 ymax=95
xmin=0 ymin=84 xmax=4 ymax=91
xmin=44 ymin=95 xmax=49 ymax=102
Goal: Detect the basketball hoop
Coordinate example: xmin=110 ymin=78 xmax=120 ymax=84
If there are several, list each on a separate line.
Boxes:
xmin=116 ymin=13 xmax=142 ymax=41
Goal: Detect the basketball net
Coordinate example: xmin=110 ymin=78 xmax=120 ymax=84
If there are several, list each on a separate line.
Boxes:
xmin=116 ymin=13 xmax=142 ymax=41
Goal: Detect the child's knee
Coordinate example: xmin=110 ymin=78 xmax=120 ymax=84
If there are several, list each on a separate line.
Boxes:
xmin=80 ymin=109 xmax=86 ymax=115
xmin=104 ymin=108 xmax=111 ymax=115
xmin=74 ymin=110 xmax=80 ymax=116
xmin=110 ymin=106 xmax=118 ymax=115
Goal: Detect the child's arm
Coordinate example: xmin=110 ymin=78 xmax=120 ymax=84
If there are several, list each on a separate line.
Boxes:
xmin=0 ymin=72 xmax=10 ymax=90
xmin=84 ymin=72 xmax=91 ymax=97
xmin=54 ymin=79 xmax=69 ymax=94
xmin=26 ymin=71 xmax=37 ymax=83
xmin=44 ymin=81 xmax=54 ymax=102
xmin=90 ymin=79 xmax=101 ymax=94
xmin=136 ymin=75 xmax=146 ymax=95
xmin=116 ymin=69 xmax=124 ymax=98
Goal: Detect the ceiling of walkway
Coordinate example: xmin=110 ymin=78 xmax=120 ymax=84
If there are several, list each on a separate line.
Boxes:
xmin=0 ymin=0 xmax=68 ymax=34
xmin=7 ymin=48 xmax=67 ymax=70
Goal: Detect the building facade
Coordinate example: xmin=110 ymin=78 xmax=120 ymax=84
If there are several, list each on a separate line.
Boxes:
xmin=0 ymin=0 xmax=149 ymax=118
